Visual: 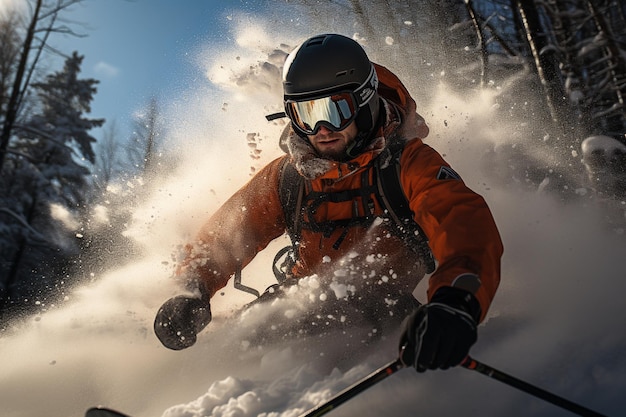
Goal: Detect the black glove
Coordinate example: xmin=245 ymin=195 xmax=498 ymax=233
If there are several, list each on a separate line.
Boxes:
xmin=154 ymin=286 xmax=212 ymax=350
xmin=399 ymin=287 xmax=481 ymax=372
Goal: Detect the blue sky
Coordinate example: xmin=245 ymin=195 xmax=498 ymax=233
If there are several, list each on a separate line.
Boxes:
xmin=49 ymin=0 xmax=266 ymax=142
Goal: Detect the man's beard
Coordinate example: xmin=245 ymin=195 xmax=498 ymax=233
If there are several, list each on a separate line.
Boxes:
xmin=315 ymin=137 xmax=358 ymax=162
xmin=317 ymin=147 xmax=349 ymax=161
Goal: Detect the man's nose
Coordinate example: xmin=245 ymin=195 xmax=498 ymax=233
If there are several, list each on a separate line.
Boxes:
xmin=317 ymin=125 xmax=332 ymax=135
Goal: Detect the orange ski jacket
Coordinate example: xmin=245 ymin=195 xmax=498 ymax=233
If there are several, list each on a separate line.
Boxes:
xmin=179 ymin=64 xmax=503 ymax=322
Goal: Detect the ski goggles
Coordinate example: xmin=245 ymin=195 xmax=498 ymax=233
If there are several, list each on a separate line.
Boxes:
xmin=285 ymin=91 xmax=359 ymax=135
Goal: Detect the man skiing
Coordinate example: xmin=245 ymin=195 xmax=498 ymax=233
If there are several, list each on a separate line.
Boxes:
xmin=154 ymin=33 xmax=503 ymax=373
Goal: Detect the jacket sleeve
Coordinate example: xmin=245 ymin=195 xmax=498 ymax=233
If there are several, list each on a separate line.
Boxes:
xmin=400 ymin=140 xmax=503 ymax=322
xmin=177 ymin=156 xmax=288 ymax=299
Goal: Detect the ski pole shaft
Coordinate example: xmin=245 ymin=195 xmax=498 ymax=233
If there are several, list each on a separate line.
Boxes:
xmin=461 ymin=356 xmax=608 ymax=417
xmin=299 ymin=359 xmax=404 ymax=417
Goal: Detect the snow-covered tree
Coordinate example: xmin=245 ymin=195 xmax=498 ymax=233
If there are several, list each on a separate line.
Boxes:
xmin=0 ymin=52 xmax=102 ymax=318
xmin=20 ymin=52 xmax=103 ymax=198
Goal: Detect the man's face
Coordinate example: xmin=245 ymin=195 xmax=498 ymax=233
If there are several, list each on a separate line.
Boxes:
xmin=306 ymin=121 xmax=358 ymax=161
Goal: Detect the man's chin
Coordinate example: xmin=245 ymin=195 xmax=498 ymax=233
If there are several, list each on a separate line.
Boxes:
xmin=313 ymin=139 xmax=354 ymax=161
xmin=318 ymin=149 xmax=350 ymax=161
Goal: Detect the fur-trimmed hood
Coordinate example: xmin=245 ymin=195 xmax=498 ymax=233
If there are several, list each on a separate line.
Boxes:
xmin=283 ymin=63 xmax=429 ymax=180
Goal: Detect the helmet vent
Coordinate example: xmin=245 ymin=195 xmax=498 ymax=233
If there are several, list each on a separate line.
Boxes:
xmin=305 ymin=36 xmax=326 ymax=47
xmin=335 ymin=69 xmax=354 ymax=78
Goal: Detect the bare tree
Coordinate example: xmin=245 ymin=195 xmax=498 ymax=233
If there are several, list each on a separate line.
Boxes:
xmin=127 ymin=96 xmax=162 ymax=177
xmin=529 ymin=0 xmax=626 ymax=140
xmin=93 ymin=119 xmax=123 ymax=194
xmin=0 ymin=10 xmax=22 ymax=116
xmin=0 ymin=0 xmax=84 ymax=172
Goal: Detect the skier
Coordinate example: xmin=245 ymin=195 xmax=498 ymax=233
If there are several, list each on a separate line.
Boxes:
xmin=154 ymin=33 xmax=503 ymax=373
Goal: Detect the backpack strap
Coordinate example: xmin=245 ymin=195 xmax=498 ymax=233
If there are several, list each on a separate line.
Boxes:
xmin=374 ymin=143 xmax=436 ymax=273
xmin=278 ymin=157 xmax=304 ymax=245
xmin=273 ymin=157 xmax=304 ymax=283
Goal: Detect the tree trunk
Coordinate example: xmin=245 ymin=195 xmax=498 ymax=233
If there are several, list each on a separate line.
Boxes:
xmin=0 ymin=0 xmax=42 ymax=172
xmin=515 ymin=0 xmax=568 ymax=126
xmin=586 ymin=0 xmax=626 ymax=137
xmin=0 ymin=195 xmax=37 ymax=318
xmin=464 ymin=0 xmax=488 ymax=87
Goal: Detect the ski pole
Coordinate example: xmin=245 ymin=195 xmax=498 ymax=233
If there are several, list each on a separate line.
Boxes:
xmin=461 ymin=356 xmax=608 ymax=417
xmin=299 ymin=358 xmax=404 ymax=417
xmin=85 ymin=406 xmax=129 ymax=417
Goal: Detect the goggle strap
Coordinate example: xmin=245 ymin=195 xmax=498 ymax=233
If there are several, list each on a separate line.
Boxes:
xmin=266 ymin=111 xmax=287 ymax=121
xmin=352 ymin=64 xmax=378 ymax=108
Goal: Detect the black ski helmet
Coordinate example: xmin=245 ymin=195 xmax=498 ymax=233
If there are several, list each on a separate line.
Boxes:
xmin=282 ymin=34 xmax=380 ymax=156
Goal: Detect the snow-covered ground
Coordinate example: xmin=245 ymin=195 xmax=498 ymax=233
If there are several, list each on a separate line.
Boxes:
xmin=1 ymin=25 xmax=625 ymax=417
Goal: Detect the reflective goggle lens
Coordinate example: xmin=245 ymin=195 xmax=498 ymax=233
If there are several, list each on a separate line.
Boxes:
xmin=287 ymin=92 xmax=357 ymax=135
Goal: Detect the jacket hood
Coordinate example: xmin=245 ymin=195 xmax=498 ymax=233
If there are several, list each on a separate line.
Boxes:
xmin=284 ymin=63 xmax=429 ymax=180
